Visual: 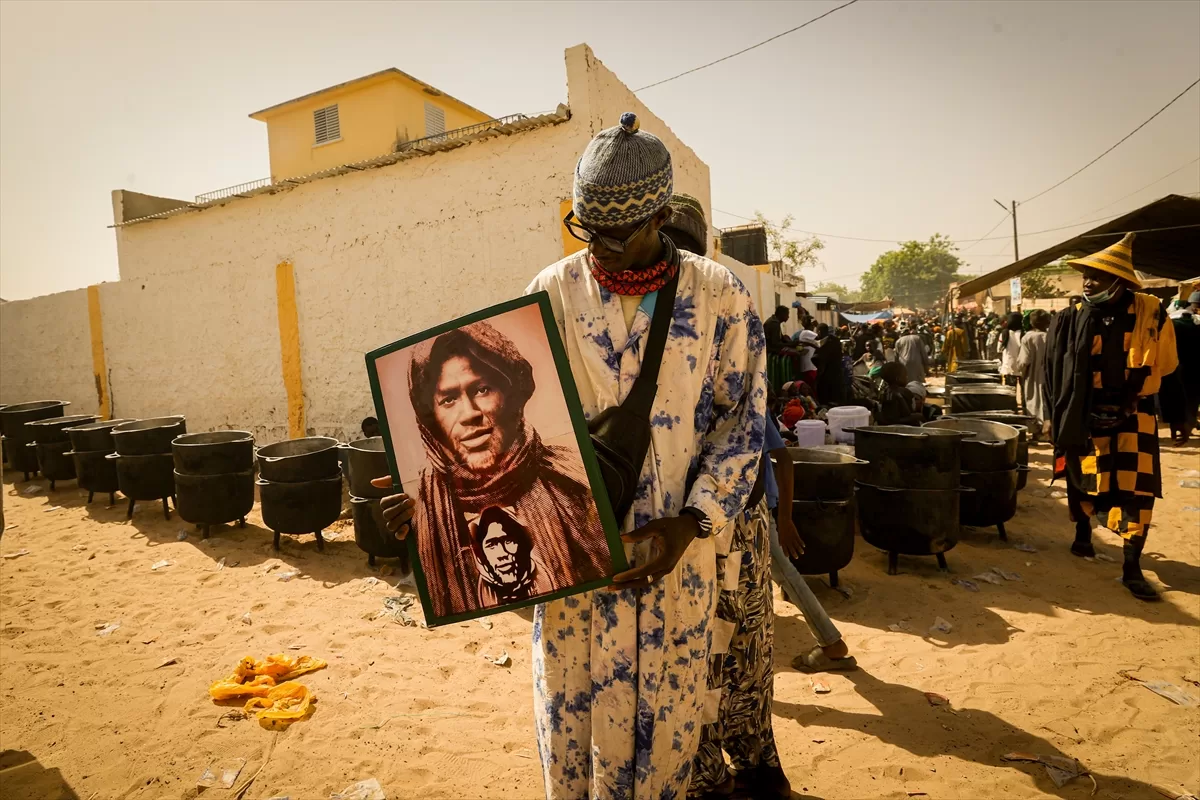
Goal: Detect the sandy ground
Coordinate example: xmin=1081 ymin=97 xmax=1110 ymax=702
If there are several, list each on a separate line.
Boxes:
xmin=1 ymin=434 xmax=1198 ymax=800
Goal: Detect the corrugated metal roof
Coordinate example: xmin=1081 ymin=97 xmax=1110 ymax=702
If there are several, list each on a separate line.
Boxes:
xmin=113 ymin=106 xmax=571 ymax=228
xmin=955 ymin=194 xmax=1200 ymax=296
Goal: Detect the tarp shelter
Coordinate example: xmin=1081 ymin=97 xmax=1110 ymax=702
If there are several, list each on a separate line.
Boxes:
xmin=841 ymin=309 xmax=894 ymax=324
xmin=955 ymin=194 xmax=1200 ymax=298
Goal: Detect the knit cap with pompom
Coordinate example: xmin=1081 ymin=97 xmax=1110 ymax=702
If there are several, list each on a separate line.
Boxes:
xmin=573 ymin=112 xmax=673 ymax=229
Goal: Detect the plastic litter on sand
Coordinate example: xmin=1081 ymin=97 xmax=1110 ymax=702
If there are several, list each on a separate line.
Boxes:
xmin=951 ymin=578 xmax=979 ymax=592
xmin=196 ymin=759 xmax=246 ymax=789
xmin=1014 ymin=543 xmax=1038 ymax=553
xmin=1180 ymin=480 xmax=1200 ymax=489
xmin=96 ymin=622 xmax=121 ymax=637
xmin=151 ymin=560 xmax=172 ymax=570
xmin=331 ymin=777 xmax=387 ymax=800
xmin=930 ymin=617 xmax=953 ymax=634
xmin=483 ymin=651 xmax=512 ymax=667
xmin=1 ymin=549 xmax=31 ymax=559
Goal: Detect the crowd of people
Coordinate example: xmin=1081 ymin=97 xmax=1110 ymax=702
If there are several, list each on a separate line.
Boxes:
xmin=373 ymin=113 xmax=1194 ymax=799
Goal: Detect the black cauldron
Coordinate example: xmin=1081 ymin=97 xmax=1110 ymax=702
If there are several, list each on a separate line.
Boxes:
xmin=945 ymin=413 xmax=1033 ymax=490
xmin=174 ymin=470 xmax=255 ymax=538
xmin=112 ymin=417 xmax=187 ymax=456
xmin=256 ymin=437 xmax=340 ymax=483
xmin=959 ymin=467 xmax=1024 ymax=538
xmin=948 ymin=385 xmax=1018 ymax=414
xmin=1 ymin=401 xmax=70 ymax=476
xmin=33 ymin=440 xmax=76 ymax=489
xmin=340 ymin=437 xmax=391 ymax=498
xmin=70 ymin=449 xmax=119 ymax=504
xmin=107 ymin=452 xmax=175 ymax=519
xmin=924 ymin=418 xmax=1019 ymax=472
xmin=788 ymin=497 xmax=856 ymax=587
xmin=857 ymin=482 xmax=966 ymax=573
xmin=852 ymin=425 xmax=968 ymax=490
xmin=66 ymin=419 xmax=136 ymax=453
xmin=25 ymin=414 xmax=99 ymax=444
xmin=172 ymin=431 xmax=254 ymax=476
xmin=258 ymin=473 xmax=342 ymax=551
xmin=955 ymin=359 xmax=1000 ymax=374
xmin=945 ymin=372 xmax=1001 ymax=386
xmin=781 ymin=447 xmax=865 ymax=501
xmin=351 ymin=496 xmax=410 ymax=569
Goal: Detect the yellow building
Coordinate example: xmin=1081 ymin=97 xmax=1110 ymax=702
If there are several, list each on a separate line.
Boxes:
xmin=250 ymin=68 xmax=493 ymax=182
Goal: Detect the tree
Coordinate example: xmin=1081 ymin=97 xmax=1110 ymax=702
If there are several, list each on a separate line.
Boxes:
xmin=859 ymin=234 xmax=967 ymax=308
xmin=1018 ymin=262 xmax=1070 ymax=299
xmin=753 ymin=211 xmax=825 ymax=283
xmin=811 ymin=281 xmax=864 ymax=302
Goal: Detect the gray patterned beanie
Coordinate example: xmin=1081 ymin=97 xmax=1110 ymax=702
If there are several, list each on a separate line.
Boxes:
xmin=573 ymin=112 xmax=673 ymax=229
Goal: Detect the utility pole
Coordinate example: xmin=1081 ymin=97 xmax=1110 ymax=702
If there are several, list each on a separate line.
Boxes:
xmin=993 ymin=198 xmax=1019 ymax=261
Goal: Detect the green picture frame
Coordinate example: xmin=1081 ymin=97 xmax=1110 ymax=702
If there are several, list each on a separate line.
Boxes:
xmin=365 ymin=291 xmax=627 ymax=627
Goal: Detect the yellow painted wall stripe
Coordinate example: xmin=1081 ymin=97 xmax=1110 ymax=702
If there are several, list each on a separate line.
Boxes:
xmin=86 ymin=285 xmax=110 ymax=419
xmin=275 ymin=260 xmax=305 ymax=439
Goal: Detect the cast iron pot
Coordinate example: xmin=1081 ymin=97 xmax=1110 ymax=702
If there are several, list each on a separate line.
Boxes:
xmin=959 ymin=466 xmax=1026 ymax=538
xmin=955 ymin=359 xmax=1000 ymax=374
xmin=107 ymin=452 xmax=175 ymax=519
xmin=70 ymin=449 xmax=119 ymax=503
xmin=340 ymin=437 xmax=391 ymax=498
xmin=850 ymin=425 xmax=968 ymax=490
xmin=948 ymin=385 xmax=1018 ymax=414
xmin=780 ymin=447 xmax=866 ymax=501
xmin=857 ymin=481 xmax=967 ymax=574
xmin=351 ymin=495 xmax=410 ymax=569
xmin=258 ymin=472 xmax=342 ymax=551
xmin=256 ymin=437 xmax=341 ymax=483
xmin=1 ymin=401 xmax=69 ymax=475
xmin=788 ymin=496 xmax=856 ymax=587
xmin=112 ymin=416 xmax=187 ymax=456
xmin=945 ymin=372 xmax=1001 ymax=386
xmin=172 ymin=431 xmax=254 ymax=476
xmin=33 ymin=440 xmax=76 ymax=488
xmin=25 ymin=414 xmax=99 ymax=445
xmin=65 ymin=418 xmax=136 ymax=453
xmin=173 ymin=469 xmax=255 ymax=537
xmin=923 ymin=418 xmax=1019 ymax=472
xmin=946 ymin=413 xmax=1032 ymax=489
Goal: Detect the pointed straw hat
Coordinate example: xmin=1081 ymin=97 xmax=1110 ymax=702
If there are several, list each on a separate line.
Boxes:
xmin=1066 ymin=232 xmax=1140 ymax=288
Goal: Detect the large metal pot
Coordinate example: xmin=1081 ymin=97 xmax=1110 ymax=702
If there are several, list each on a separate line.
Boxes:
xmin=788 ymin=497 xmax=856 ymax=586
xmin=70 ymin=449 xmax=119 ymax=503
xmin=945 ymin=372 xmax=1001 ymax=386
xmin=779 ymin=447 xmax=866 ymax=501
xmin=852 ymin=425 xmax=968 ymax=490
xmin=351 ymin=496 xmax=410 ymax=568
xmin=924 ymin=418 xmax=1018 ymax=472
xmin=112 ymin=416 xmax=187 ymax=456
xmin=258 ymin=472 xmax=342 ymax=550
xmin=944 ymin=412 xmax=1032 ymax=489
xmin=172 ymin=431 xmax=254 ymax=476
xmin=33 ymin=440 xmax=76 ymax=488
xmin=948 ymin=385 xmax=1018 ymax=414
xmin=1 ymin=401 xmax=69 ymax=474
xmin=959 ymin=467 xmax=1024 ymax=537
xmin=857 ymin=482 xmax=965 ymax=573
xmin=66 ymin=419 xmax=136 ymax=453
xmin=25 ymin=414 xmax=99 ymax=444
xmin=340 ymin=437 xmax=391 ymax=498
xmin=107 ymin=452 xmax=175 ymax=519
xmin=174 ymin=469 xmax=255 ymax=536
xmin=256 ymin=437 xmax=340 ymax=483
xmin=955 ymin=359 xmax=1000 ymax=374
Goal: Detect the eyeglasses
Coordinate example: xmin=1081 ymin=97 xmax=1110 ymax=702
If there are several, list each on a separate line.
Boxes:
xmin=563 ymin=209 xmax=652 ymax=254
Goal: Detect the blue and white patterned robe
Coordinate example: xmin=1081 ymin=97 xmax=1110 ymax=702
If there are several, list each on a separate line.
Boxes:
xmin=526 ymin=250 xmax=767 ymax=799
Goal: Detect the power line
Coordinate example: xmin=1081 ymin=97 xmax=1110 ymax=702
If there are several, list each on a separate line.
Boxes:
xmin=633 ymin=0 xmax=861 ymax=92
xmin=1063 ymin=156 xmax=1200 ymax=223
xmin=1021 ymin=78 xmax=1200 ymax=204
xmin=958 ymin=211 xmax=1011 ymax=254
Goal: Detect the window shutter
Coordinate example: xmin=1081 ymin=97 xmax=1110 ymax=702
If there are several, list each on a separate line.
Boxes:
xmin=424 ymin=102 xmax=446 ymax=140
xmin=313 ymin=104 xmax=340 ymax=145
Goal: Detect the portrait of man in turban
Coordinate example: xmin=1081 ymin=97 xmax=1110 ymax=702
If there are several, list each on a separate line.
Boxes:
xmin=404 ymin=318 xmax=612 ymax=617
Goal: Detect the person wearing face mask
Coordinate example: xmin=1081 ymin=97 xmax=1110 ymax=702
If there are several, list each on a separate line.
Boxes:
xmin=1044 ymin=233 xmax=1178 ymax=600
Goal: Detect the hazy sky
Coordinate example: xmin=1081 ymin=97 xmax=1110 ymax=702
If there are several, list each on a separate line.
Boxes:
xmin=1 ymin=0 xmax=1197 ymax=301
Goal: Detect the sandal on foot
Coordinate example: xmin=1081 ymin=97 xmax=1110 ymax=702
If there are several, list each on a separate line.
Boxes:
xmin=792 ymin=645 xmax=858 ymax=674
xmin=1070 ymin=541 xmax=1095 ymax=558
xmin=1122 ymin=576 xmax=1161 ymax=601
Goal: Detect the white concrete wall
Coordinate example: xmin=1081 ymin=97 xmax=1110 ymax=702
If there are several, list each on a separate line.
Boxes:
xmin=0 ymin=44 xmax=712 ymax=445
xmin=0 ymin=289 xmax=99 ymax=416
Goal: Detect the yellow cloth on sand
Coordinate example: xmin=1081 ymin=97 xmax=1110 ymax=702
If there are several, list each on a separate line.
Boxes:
xmin=207 ymin=653 xmax=326 ymax=700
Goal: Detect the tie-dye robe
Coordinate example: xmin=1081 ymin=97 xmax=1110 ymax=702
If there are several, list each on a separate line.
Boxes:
xmin=525 ymin=250 xmax=767 ymax=799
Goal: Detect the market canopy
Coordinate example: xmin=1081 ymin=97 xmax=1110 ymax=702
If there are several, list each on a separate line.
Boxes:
xmin=841 ymin=309 xmax=894 ymax=324
xmin=955 ymin=194 xmax=1200 ymax=297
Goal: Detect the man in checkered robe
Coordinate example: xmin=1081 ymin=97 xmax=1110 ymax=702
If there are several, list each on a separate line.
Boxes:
xmin=1046 ymin=233 xmax=1178 ymax=601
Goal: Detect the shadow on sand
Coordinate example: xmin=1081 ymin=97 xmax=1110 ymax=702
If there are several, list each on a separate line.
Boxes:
xmin=0 ymin=750 xmax=79 ymax=800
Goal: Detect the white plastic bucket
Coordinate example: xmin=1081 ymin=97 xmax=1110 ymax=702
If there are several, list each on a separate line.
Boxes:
xmin=793 ymin=419 xmax=827 ymax=448
xmin=827 ymin=406 xmax=870 ymax=444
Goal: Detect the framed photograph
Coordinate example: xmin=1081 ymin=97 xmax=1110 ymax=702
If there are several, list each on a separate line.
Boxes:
xmin=366 ymin=293 xmax=626 ymax=627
